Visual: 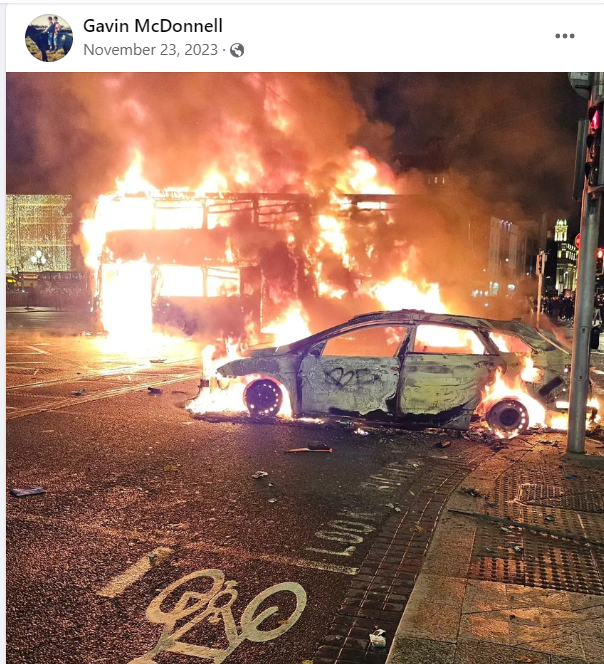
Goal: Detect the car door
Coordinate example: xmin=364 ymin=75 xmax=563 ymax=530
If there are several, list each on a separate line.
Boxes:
xmin=298 ymin=324 xmax=409 ymax=417
xmin=398 ymin=323 xmax=502 ymax=424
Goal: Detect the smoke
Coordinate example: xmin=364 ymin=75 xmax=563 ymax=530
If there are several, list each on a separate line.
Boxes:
xmin=7 ymin=73 xmax=376 ymax=208
xmin=349 ymin=72 xmax=585 ymax=220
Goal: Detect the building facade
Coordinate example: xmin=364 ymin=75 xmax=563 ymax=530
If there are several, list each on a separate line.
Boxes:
xmin=551 ymin=219 xmax=578 ymax=293
xmin=6 ymin=195 xmax=73 ymax=274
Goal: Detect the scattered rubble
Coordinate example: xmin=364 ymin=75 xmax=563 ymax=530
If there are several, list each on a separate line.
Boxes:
xmin=252 ymin=471 xmax=268 ymax=479
xmin=286 ymin=446 xmax=333 ymax=453
xmin=369 ymin=629 xmax=387 ymax=648
xmin=308 ymin=442 xmax=331 ymax=451
xmin=9 ymin=486 xmax=45 ymax=497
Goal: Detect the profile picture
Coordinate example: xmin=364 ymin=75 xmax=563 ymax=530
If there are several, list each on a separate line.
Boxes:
xmin=25 ymin=14 xmax=73 ymax=62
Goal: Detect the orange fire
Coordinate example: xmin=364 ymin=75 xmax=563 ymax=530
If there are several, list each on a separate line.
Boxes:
xmin=188 ymin=340 xmax=293 ymax=417
xmin=481 ymin=365 xmax=546 ymax=434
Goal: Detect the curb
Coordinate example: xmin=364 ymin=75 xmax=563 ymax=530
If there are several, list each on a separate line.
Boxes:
xmin=385 ymin=440 xmax=604 ymax=664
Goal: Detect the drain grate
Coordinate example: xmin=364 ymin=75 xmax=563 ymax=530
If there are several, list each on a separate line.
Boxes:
xmin=519 ymin=483 xmax=604 ymax=513
xmin=470 ymin=521 xmax=604 ymax=594
xmin=469 ymin=458 xmax=604 ymax=595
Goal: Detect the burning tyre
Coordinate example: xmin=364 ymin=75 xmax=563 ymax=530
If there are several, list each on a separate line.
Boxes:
xmin=486 ymin=399 xmax=529 ymax=438
xmin=243 ymin=379 xmax=283 ymax=417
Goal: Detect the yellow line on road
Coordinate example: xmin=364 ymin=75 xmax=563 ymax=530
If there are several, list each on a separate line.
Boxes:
xmin=97 ymin=547 xmax=174 ymax=598
xmin=183 ymin=540 xmax=359 ymax=576
xmin=6 ymin=372 xmax=200 ymax=420
xmin=8 ymin=514 xmax=358 ymax=576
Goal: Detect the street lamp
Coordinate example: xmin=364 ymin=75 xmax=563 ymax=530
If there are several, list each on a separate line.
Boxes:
xmin=29 ymin=250 xmax=48 ymax=269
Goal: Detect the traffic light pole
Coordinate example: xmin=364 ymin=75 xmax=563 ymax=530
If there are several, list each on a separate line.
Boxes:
xmin=567 ymin=72 xmax=604 ymax=454
xmin=567 ymin=193 xmax=602 ymax=453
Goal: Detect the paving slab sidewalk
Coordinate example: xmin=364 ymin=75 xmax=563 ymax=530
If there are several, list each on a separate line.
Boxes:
xmin=386 ymin=436 xmax=604 ymax=664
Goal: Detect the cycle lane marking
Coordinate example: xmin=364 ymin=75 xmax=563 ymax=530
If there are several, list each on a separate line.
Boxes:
xmin=97 ymin=547 xmax=175 ymax=598
xmin=8 ymin=513 xmax=358 ymax=581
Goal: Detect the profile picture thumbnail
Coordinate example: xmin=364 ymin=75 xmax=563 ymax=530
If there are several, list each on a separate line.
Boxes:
xmin=25 ymin=15 xmax=73 ymax=63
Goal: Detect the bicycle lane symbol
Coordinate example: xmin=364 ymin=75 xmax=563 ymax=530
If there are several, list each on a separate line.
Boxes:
xmin=128 ymin=569 xmax=307 ymax=663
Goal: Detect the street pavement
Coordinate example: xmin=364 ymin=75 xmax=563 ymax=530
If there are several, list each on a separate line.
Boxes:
xmin=6 ymin=310 xmax=604 ymax=664
xmin=6 ymin=310 xmax=499 ymax=664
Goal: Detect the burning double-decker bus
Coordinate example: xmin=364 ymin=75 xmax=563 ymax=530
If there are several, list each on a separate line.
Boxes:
xmin=88 ymin=188 xmax=316 ymax=340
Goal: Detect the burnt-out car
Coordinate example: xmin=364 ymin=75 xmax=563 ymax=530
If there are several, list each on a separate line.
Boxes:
xmin=215 ymin=310 xmax=577 ymax=435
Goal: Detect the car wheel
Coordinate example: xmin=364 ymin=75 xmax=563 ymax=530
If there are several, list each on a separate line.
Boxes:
xmin=244 ymin=379 xmax=283 ymax=417
xmin=486 ymin=399 xmax=529 ymax=438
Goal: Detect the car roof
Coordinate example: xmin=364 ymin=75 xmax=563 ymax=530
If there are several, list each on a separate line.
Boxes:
xmin=278 ymin=309 xmax=566 ymax=354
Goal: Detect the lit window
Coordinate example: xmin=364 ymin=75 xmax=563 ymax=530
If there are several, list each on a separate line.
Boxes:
xmin=413 ymin=325 xmax=487 ymax=355
xmin=323 ymin=326 xmax=408 ymax=358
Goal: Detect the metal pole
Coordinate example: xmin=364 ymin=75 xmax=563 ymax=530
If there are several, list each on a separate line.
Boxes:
xmin=537 ymin=255 xmax=544 ymax=328
xmin=567 ymin=193 xmax=602 ymax=452
xmin=567 ymin=73 xmax=604 ymax=454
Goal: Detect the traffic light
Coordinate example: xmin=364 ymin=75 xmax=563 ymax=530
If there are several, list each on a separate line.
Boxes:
xmin=586 ymin=101 xmax=604 ymax=190
xmin=596 ymin=248 xmax=604 ymax=276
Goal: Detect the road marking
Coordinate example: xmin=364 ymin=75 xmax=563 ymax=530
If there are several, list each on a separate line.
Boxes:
xmin=7 ymin=361 xmax=45 ymax=365
xmin=184 ymin=540 xmax=358 ymax=575
xmin=97 ymin=547 xmax=174 ymax=598
xmin=8 ymin=513 xmax=358 ymax=576
xmin=27 ymin=345 xmax=50 ymax=354
xmin=130 ymin=570 xmax=307 ymax=662
xmin=7 ymin=352 xmax=45 ymax=355
xmin=6 ymin=372 xmax=200 ymax=420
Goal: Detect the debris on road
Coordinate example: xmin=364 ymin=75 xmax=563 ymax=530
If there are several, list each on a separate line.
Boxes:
xmin=545 ymin=514 xmax=556 ymax=522
xmin=150 ymin=359 xmax=166 ymax=363
xmin=369 ymin=629 xmax=387 ymax=648
xmin=163 ymin=464 xmax=179 ymax=472
xmin=460 ymin=486 xmax=482 ymax=497
xmin=410 ymin=523 xmax=425 ymax=533
xmin=308 ymin=442 xmax=331 ymax=451
xmin=513 ymin=545 xmax=523 ymax=553
xmin=565 ymin=474 xmax=578 ymax=480
xmin=9 ymin=486 xmax=45 ymax=497
xmin=252 ymin=471 xmax=268 ymax=479
xmin=148 ymin=387 xmax=163 ymax=395
xmin=72 ymin=388 xmax=86 ymax=396
xmin=386 ymin=503 xmax=402 ymax=512
xmin=437 ymin=440 xmax=451 ymax=448
xmin=286 ymin=447 xmax=333 ymax=453
xmin=354 ymin=427 xmax=370 ymax=436
xmin=268 ymin=498 xmax=277 ymax=503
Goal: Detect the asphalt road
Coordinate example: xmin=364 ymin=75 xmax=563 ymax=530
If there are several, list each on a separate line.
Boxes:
xmin=6 ymin=311 xmax=502 ymax=664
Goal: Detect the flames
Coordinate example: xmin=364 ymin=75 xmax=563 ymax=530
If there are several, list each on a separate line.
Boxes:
xmin=77 ymin=85 xmax=597 ymax=433
xmin=481 ymin=364 xmax=547 ymax=433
